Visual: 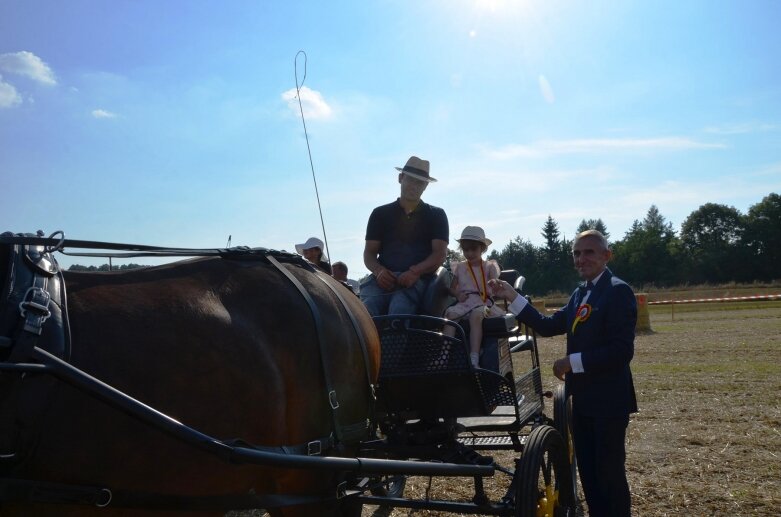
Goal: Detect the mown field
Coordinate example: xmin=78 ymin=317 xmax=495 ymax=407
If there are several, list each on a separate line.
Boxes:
xmin=360 ymin=297 xmax=781 ymax=517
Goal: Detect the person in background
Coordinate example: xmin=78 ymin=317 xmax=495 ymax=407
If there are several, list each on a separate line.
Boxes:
xmin=442 ymin=226 xmax=505 ymax=367
xmin=295 ymin=237 xmax=332 ymax=275
xmin=332 ymin=261 xmax=360 ymax=295
xmin=489 ymin=230 xmax=637 ymax=517
xmin=361 ymin=155 xmax=449 ymax=316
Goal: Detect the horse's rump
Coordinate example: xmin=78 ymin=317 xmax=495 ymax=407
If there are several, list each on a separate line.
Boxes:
xmin=0 ymin=249 xmax=379 ymax=515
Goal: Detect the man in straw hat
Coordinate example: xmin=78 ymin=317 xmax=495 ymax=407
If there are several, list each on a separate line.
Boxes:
xmin=361 ymin=156 xmax=449 ymax=316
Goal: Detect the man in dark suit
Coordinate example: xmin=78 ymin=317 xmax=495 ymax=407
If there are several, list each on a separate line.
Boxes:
xmin=489 ymin=230 xmax=637 ymax=517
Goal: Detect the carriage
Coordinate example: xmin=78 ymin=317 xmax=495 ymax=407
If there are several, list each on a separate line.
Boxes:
xmin=0 ymin=232 xmax=578 ymax=516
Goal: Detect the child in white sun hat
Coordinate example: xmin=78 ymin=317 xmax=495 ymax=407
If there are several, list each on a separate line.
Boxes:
xmin=443 ymin=226 xmax=505 ymax=367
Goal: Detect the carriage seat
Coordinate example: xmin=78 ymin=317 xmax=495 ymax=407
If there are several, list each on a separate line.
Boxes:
xmin=452 ymin=269 xmax=527 ymax=337
xmin=418 ymin=266 xmax=454 ymax=318
xmin=419 ymin=268 xmax=524 ymax=318
xmin=373 ymin=315 xmax=519 ymax=421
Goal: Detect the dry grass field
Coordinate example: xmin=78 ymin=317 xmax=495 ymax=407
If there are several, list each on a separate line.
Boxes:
xmin=359 ymin=299 xmax=781 ymax=517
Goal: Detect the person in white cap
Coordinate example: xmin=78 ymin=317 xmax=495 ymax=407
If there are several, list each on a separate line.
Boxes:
xmin=294 ymin=237 xmax=332 ymax=274
xmin=442 ymin=226 xmax=505 ymax=367
xmin=361 ymin=156 xmax=449 ymax=316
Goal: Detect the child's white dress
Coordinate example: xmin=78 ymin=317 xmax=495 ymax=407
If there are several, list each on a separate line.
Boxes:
xmin=445 ymin=259 xmax=505 ymax=320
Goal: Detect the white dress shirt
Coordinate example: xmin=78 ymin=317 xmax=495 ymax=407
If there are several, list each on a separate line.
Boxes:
xmin=507 ymin=271 xmax=605 ymax=374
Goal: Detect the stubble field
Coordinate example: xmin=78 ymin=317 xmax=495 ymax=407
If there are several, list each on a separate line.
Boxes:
xmin=361 ymin=300 xmax=781 ymax=517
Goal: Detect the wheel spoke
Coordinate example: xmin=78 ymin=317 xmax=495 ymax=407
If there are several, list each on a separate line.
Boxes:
xmin=542 ymin=452 xmax=552 ymax=485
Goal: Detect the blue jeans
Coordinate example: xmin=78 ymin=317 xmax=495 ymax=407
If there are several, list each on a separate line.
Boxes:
xmin=360 ymin=273 xmax=431 ymax=317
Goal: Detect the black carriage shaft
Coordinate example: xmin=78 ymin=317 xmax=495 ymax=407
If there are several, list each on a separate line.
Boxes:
xmin=27 ymin=347 xmax=494 ymax=478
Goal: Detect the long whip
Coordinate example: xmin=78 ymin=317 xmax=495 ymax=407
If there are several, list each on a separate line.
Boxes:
xmin=294 ymin=50 xmax=331 ymax=267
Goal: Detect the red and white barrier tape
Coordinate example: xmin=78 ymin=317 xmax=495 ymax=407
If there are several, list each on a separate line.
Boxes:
xmin=648 ymin=294 xmax=781 ymax=305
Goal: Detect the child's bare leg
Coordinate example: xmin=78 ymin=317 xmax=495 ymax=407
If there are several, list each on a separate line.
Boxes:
xmin=443 ymin=309 xmax=457 ymax=337
xmin=468 ymin=309 xmax=485 ymax=367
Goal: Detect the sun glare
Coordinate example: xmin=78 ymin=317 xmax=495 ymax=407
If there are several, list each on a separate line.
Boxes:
xmin=469 ymin=0 xmax=537 ymax=19
xmin=473 ymin=0 xmax=505 ymax=12
xmin=472 ymin=0 xmax=534 ymax=14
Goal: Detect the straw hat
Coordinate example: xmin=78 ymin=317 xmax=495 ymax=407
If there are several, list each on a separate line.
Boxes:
xmin=395 ymin=156 xmax=437 ymax=183
xmin=457 ymin=226 xmax=492 ymax=247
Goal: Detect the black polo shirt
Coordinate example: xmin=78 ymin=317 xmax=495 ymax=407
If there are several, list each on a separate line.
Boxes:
xmin=365 ymin=199 xmax=449 ymax=273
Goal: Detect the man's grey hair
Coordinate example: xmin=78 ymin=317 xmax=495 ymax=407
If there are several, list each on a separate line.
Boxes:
xmin=573 ymin=230 xmax=609 ymax=251
xmin=332 ymin=261 xmax=348 ymax=273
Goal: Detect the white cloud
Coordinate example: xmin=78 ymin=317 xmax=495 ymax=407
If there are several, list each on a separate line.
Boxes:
xmin=281 ymin=86 xmax=333 ymax=120
xmin=538 ymin=74 xmax=555 ymax=104
xmin=91 ymin=109 xmax=117 ymax=119
xmin=0 ymin=51 xmax=56 ymax=85
xmin=0 ymin=75 xmax=22 ymax=108
xmin=482 ymin=137 xmax=726 ymax=159
xmin=704 ymin=122 xmax=777 ymax=135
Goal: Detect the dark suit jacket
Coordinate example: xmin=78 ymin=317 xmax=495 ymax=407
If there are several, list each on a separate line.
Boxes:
xmin=517 ymin=268 xmax=638 ymax=418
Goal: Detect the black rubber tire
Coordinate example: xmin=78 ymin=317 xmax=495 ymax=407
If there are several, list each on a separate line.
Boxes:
xmin=553 ymin=384 xmax=578 ymax=505
xmin=515 ymin=425 xmax=576 ymax=517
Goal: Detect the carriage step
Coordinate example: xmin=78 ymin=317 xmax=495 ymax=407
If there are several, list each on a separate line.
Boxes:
xmin=456 ymin=434 xmax=527 ymax=450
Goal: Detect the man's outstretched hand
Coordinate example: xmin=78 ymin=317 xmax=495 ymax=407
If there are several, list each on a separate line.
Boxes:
xmin=487 ymin=279 xmax=519 ymax=303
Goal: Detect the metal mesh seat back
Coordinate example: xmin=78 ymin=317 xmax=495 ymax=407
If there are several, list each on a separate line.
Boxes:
xmin=513 ymin=367 xmax=544 ymax=422
xmin=378 ymin=328 xmax=469 ymax=377
xmin=375 ymin=315 xmax=510 ymax=419
xmin=475 ymin=370 xmax=517 ymax=408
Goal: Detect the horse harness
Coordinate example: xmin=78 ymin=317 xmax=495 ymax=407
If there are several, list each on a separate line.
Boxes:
xmin=0 ymin=232 xmax=70 ymax=466
xmin=0 ymin=232 xmax=377 ymax=510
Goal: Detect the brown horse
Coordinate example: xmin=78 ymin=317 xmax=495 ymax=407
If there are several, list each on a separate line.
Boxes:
xmin=0 ymin=244 xmax=379 ymax=516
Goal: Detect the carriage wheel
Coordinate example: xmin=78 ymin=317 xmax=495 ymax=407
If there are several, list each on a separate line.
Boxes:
xmin=369 ymin=473 xmax=406 ymax=498
xmin=365 ymin=423 xmax=407 ymax=498
xmin=553 ymin=384 xmax=578 ymax=504
xmin=515 ymin=425 xmax=575 ymax=517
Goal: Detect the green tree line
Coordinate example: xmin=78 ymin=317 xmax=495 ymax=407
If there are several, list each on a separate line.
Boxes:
xmin=488 ymin=192 xmax=780 ymax=296
xmin=68 ymin=263 xmax=146 ymax=272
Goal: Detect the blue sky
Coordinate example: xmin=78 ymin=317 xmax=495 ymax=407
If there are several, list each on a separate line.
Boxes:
xmin=2 ymin=0 xmax=780 ymax=277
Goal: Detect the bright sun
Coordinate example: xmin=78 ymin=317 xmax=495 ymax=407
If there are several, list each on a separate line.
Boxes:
xmin=472 ymin=0 xmax=512 ymax=12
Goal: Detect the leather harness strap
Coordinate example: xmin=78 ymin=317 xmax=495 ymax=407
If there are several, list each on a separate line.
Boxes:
xmin=314 ymin=272 xmax=377 ymax=426
xmin=0 ymin=236 xmax=68 ymax=464
xmin=265 ymin=255 xmax=344 ymax=446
